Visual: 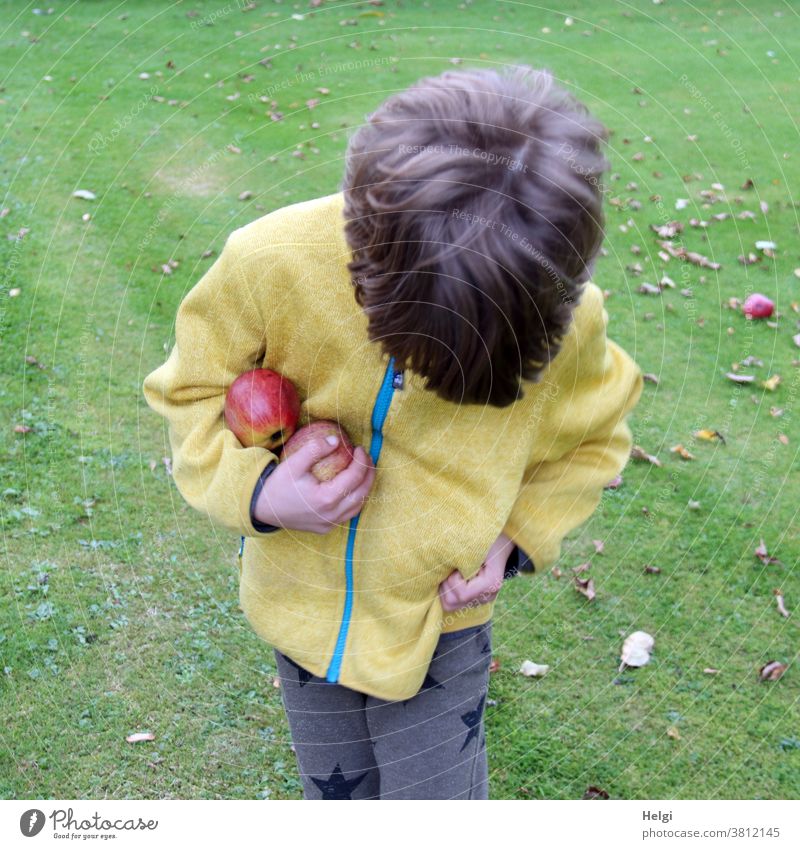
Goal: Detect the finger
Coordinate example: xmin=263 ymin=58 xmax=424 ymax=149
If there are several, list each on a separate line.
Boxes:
xmin=335 ymin=462 xmax=376 ymax=517
xmin=318 ymin=446 xmax=373 ymax=501
xmin=281 ymin=435 xmax=342 ymax=479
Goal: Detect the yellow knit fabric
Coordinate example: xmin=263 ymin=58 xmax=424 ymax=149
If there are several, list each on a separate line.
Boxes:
xmin=142 ymin=191 xmax=645 ymax=701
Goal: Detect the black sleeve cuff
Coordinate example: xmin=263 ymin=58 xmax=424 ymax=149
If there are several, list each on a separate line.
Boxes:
xmin=504 ymin=544 xmax=536 ymax=580
xmin=249 ymin=460 xmax=281 ymax=533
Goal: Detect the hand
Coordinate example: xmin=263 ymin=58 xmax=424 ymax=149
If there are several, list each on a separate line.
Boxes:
xmin=253 ymin=436 xmax=376 ymax=534
xmin=438 ymin=532 xmax=515 ymax=613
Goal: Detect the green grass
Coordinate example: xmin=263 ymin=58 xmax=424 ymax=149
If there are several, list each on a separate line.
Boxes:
xmin=1 ymin=0 xmax=798 ymax=799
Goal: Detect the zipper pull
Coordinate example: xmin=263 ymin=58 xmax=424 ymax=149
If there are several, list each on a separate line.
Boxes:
xmin=392 ymin=370 xmax=404 ymax=390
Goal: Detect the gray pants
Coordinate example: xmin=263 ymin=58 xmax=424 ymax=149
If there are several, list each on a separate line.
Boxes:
xmin=274 ymin=621 xmax=492 ymax=800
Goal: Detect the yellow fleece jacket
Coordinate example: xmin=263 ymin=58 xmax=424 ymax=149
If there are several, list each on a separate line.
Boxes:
xmin=142 ymin=191 xmax=644 ymax=701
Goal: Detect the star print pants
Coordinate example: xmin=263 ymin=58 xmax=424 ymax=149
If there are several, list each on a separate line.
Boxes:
xmin=273 ymin=621 xmax=492 ymax=800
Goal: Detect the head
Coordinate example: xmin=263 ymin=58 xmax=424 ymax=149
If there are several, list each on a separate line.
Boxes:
xmin=341 ymin=65 xmax=610 ymax=407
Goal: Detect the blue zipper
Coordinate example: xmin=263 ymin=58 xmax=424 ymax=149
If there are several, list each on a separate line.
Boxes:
xmin=326 ymin=356 xmax=401 ymax=683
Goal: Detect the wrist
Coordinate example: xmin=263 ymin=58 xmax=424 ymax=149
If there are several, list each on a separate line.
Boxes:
xmin=250 ymin=461 xmax=282 ymax=532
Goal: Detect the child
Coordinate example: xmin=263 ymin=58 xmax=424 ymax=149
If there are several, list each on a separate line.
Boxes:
xmin=142 ymin=65 xmax=644 ymax=799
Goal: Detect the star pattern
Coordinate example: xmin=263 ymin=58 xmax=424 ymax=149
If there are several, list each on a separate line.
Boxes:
xmin=310 ymin=764 xmax=369 ymax=800
xmin=403 ymin=672 xmax=445 ymax=705
xmin=459 ymin=693 xmax=486 ymax=752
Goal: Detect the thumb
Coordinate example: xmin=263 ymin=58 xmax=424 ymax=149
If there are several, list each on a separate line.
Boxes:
xmin=282 ymin=434 xmax=340 ymax=476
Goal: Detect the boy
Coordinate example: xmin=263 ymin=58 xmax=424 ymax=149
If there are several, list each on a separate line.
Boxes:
xmin=142 ymin=65 xmax=644 ymax=799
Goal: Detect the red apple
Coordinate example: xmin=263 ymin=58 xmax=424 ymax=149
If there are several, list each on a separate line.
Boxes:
xmin=224 ymin=368 xmax=300 ymax=450
xmin=742 ymin=293 xmax=774 ymax=319
xmin=280 ymin=420 xmax=355 ymax=482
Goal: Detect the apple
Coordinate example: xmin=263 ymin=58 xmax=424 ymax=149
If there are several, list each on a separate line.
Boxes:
xmin=224 ymin=368 xmax=300 ymax=450
xmin=742 ymin=293 xmax=774 ymax=319
xmin=280 ymin=420 xmax=355 ymax=482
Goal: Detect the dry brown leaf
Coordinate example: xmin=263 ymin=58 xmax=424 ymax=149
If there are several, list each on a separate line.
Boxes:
xmin=761 ymin=374 xmax=781 ymax=391
xmin=489 ymin=658 xmax=501 ymax=674
xmin=657 ymin=240 xmax=721 ymax=269
xmin=630 ymin=445 xmax=661 ymax=466
xmin=583 ymin=786 xmax=610 ymax=800
xmin=643 ymin=372 xmax=659 ymax=384
xmin=619 ymin=631 xmax=655 ymax=671
xmin=770 ymin=406 xmax=784 ymax=417
xmin=759 ymin=661 xmax=787 ymax=682
xmin=703 ymin=667 xmax=720 ymax=675
xmin=666 ymin=726 xmax=681 ymax=740
xmin=13 ymin=424 xmax=32 ymax=434
xmin=644 ymin=564 xmax=661 ymax=574
xmin=778 ymin=433 xmax=789 ymax=445
xmin=126 ymin=732 xmax=155 ymax=743
xmin=574 ymin=576 xmax=596 ymax=601
xmin=592 ymin=540 xmax=605 ymax=555
xmin=238 ymin=190 xmax=253 ymax=201
xmin=273 ymin=677 xmax=281 ymax=688
xmin=755 ymin=538 xmax=782 ymax=566
xmin=573 ymin=562 xmax=591 ymax=574
xmin=726 ymin=372 xmax=754 ymax=384
xmin=670 ymin=443 xmax=695 ymax=460
xmin=638 ymin=282 xmax=662 ymax=295
xmin=551 ymin=566 xmax=563 ymax=579
xmin=774 ymin=589 xmax=790 ymax=618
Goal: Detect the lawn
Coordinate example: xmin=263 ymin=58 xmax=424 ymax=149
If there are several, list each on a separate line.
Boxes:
xmin=1 ymin=0 xmax=798 ymax=799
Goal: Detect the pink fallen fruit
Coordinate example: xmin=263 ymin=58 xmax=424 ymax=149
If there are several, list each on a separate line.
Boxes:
xmin=742 ymin=293 xmax=774 ymax=319
xmin=224 ymin=368 xmax=300 ymax=450
xmin=280 ymin=420 xmax=355 ymax=482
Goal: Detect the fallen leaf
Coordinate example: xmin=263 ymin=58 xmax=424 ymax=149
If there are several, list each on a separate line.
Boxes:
xmin=758 ymin=661 xmax=787 ymax=682
xmin=770 ymin=406 xmax=784 ymax=417
xmin=670 ymin=444 xmax=695 ymax=460
xmin=755 ymin=240 xmax=777 ymax=251
xmin=643 ymin=372 xmax=659 ymax=384
xmin=273 ymin=677 xmax=281 ymax=688
xmin=740 ymin=355 xmax=764 ymax=367
xmin=72 ymin=189 xmax=96 ymax=200
xmin=793 ymin=334 xmax=800 ymax=348
xmin=630 ymin=445 xmax=661 ymax=466
xmin=619 ymin=631 xmax=655 ymax=671
xmin=666 ymin=726 xmax=681 ymax=740
xmin=604 ymin=474 xmax=622 ymax=489
xmin=726 ymin=372 xmax=754 ymax=384
xmin=638 ymin=282 xmax=662 ymax=295
xmin=657 ymin=240 xmax=721 ymax=270
xmin=162 ymin=457 xmax=173 ymax=475
xmin=14 ymin=424 xmax=32 ymax=433
xmin=693 ymin=428 xmax=726 ymax=444
xmin=9 ymin=288 xmax=21 ymax=297
xmin=583 ymin=786 xmax=610 ymax=800
xmin=754 ymin=538 xmax=781 ymax=566
xmin=703 ymin=668 xmax=720 ymax=675
xmin=126 ymin=732 xmax=155 ymax=743
xmin=644 ymin=564 xmax=661 ymax=574
xmin=238 ymin=190 xmax=253 ymax=201
xmin=761 ymin=374 xmax=781 ymax=391
xmin=551 ymin=566 xmax=563 ymax=579
xmin=773 ymin=589 xmax=790 ymax=618
xmin=687 ymin=499 xmax=701 ymax=510
xmin=573 ymin=562 xmax=591 ymax=574
xmin=592 ymin=540 xmax=604 ymax=554
xmin=519 ymin=660 xmax=550 ymax=677
xmin=574 ymin=576 xmax=595 ymax=601
xmin=489 ymin=658 xmax=501 ymax=674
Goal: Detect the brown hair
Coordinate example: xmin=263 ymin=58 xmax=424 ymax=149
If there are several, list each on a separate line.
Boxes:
xmin=341 ymin=65 xmax=610 ymax=407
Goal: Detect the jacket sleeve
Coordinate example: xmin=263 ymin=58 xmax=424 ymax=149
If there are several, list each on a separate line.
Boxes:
xmin=142 ymin=228 xmax=282 ymax=537
xmin=502 ymin=284 xmax=644 ymax=573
